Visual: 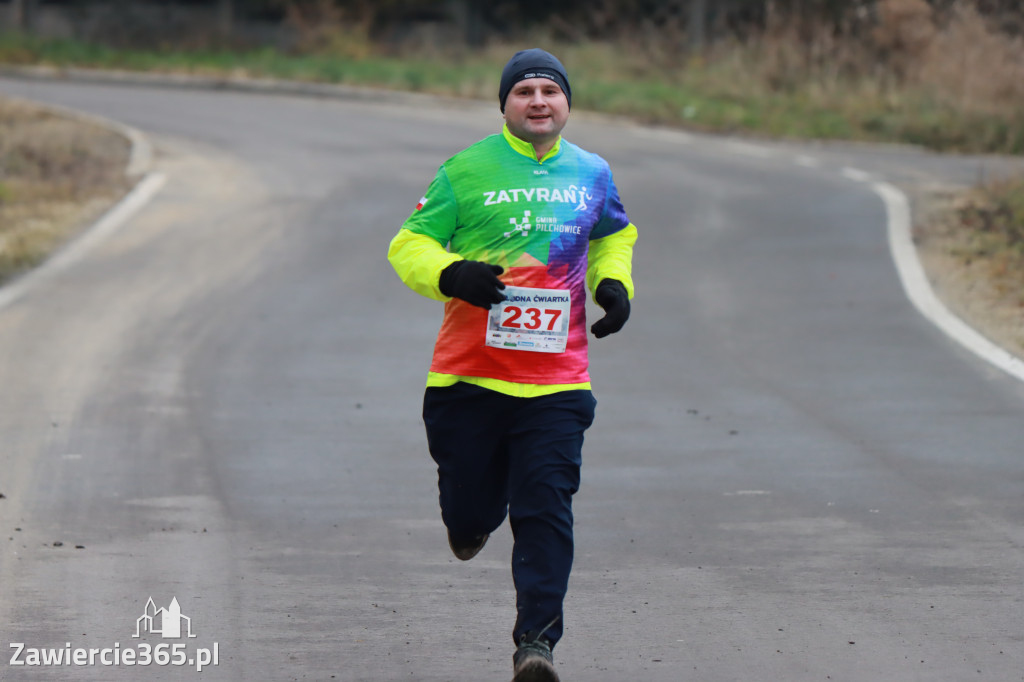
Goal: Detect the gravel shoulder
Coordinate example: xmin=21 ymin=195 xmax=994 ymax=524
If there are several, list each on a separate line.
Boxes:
xmin=0 ymin=96 xmax=131 ymax=285
xmin=913 ymin=186 xmax=1024 ymax=358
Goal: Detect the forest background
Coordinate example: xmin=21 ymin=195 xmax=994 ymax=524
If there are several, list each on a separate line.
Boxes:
xmin=3 ymin=0 xmax=1024 ymax=152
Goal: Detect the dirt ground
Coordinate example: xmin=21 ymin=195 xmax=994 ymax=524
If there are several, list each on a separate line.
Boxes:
xmin=0 ymin=97 xmax=130 ymax=285
xmin=913 ymin=187 xmax=1024 ymax=358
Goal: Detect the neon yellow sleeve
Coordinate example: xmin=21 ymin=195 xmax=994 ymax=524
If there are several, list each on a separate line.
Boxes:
xmin=387 ymin=228 xmax=462 ymax=301
xmin=587 ymin=222 xmax=637 ymax=299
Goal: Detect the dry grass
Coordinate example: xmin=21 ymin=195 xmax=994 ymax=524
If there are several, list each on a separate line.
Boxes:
xmin=682 ymin=0 xmax=1024 ymax=151
xmin=0 ymin=97 xmax=131 ymax=283
xmin=917 ymin=3 xmax=1024 ymax=116
xmin=720 ymin=0 xmax=1024 ymax=105
xmin=915 ymin=177 xmax=1024 ymax=353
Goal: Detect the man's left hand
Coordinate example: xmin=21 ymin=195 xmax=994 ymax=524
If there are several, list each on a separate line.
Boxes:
xmin=591 ymin=279 xmax=630 ymax=338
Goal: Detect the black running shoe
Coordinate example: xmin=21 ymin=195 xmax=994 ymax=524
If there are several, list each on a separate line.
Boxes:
xmin=447 ymin=531 xmax=489 ymax=561
xmin=512 ymin=635 xmax=560 ymax=682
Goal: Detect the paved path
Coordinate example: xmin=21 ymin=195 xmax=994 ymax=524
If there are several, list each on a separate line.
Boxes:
xmin=0 ymin=77 xmax=1022 ymax=681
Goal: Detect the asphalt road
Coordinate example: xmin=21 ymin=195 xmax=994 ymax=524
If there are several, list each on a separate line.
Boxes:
xmin=0 ymin=77 xmax=1022 ymax=682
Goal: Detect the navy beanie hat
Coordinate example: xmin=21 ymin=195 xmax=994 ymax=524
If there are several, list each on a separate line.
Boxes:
xmin=498 ymin=48 xmax=572 ymax=113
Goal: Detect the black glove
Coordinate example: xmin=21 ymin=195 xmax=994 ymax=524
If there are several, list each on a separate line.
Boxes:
xmin=439 ymin=260 xmax=507 ymax=309
xmin=591 ymin=279 xmax=630 ymax=338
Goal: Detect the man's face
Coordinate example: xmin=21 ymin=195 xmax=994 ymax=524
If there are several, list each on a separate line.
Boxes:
xmin=503 ymin=77 xmax=570 ymax=149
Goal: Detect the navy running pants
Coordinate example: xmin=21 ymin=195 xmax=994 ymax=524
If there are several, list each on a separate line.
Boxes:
xmin=422 ymin=382 xmax=597 ymax=647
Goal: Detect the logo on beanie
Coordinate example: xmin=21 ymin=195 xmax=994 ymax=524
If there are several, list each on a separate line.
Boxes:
xmin=523 ymin=71 xmax=558 ymax=83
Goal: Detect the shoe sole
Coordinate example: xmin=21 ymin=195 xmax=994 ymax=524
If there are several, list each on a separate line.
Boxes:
xmin=511 ymin=658 xmax=560 ymax=682
xmin=449 ymin=533 xmax=489 ymax=561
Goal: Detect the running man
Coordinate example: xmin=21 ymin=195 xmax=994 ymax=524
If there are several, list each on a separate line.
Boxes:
xmin=388 ymin=48 xmax=637 ymax=682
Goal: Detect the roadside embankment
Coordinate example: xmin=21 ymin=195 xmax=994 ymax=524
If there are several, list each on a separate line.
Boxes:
xmin=0 ymin=96 xmax=132 ymax=285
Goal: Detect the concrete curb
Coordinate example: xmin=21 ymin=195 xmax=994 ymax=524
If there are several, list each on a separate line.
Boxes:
xmin=875 ymin=181 xmax=1024 ymax=383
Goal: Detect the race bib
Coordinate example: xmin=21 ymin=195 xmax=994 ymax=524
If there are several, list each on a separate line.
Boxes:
xmin=485 ymin=286 xmax=571 ymax=353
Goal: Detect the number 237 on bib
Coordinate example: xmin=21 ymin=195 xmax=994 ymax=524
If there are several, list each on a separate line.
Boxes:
xmin=485 ymin=285 xmax=570 ymax=354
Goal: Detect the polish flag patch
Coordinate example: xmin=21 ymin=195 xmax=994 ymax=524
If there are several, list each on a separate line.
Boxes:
xmin=416 ymin=196 xmax=428 ymax=211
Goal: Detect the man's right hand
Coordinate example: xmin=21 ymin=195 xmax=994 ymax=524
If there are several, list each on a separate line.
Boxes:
xmin=438 ymin=260 xmax=507 ymax=309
